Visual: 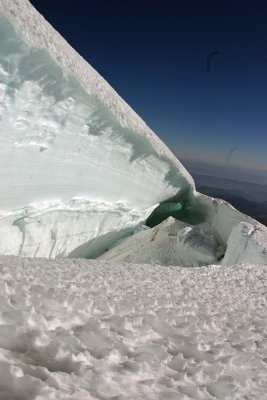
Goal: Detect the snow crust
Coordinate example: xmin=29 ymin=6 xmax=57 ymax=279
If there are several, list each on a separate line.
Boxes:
xmin=99 ymin=201 xmax=267 ymax=266
xmin=222 ymin=221 xmax=267 ymax=266
xmin=0 ymin=200 xmax=154 ymax=258
xmin=0 ymin=255 xmax=267 ymax=400
xmin=99 ymin=217 xmax=223 ymax=266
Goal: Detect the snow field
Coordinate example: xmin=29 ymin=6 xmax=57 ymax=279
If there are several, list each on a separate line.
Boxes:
xmin=0 ymin=256 xmax=267 ymax=399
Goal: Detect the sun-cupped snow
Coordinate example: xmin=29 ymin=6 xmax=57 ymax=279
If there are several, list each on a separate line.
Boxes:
xmin=0 ymin=255 xmax=267 ymax=400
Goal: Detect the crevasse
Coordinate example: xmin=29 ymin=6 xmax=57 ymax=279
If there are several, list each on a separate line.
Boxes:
xmin=0 ymin=0 xmax=266 ymax=265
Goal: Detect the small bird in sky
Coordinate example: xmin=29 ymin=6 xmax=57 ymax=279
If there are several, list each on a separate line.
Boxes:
xmin=226 ymin=146 xmax=239 ymax=164
xmin=206 ymin=50 xmax=221 ymax=74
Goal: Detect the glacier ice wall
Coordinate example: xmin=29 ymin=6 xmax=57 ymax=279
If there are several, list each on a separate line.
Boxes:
xmin=0 ymin=0 xmax=194 ymax=258
xmin=0 ymin=0 xmax=266 ymax=264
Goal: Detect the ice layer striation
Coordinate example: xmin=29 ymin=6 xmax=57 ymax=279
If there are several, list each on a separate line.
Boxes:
xmin=0 ymin=0 xmax=266 ymax=265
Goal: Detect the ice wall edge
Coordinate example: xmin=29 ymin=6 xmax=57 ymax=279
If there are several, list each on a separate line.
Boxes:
xmin=0 ymin=0 xmax=266 ymax=265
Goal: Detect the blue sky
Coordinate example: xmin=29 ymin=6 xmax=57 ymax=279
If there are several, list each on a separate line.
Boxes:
xmin=30 ymin=0 xmax=267 ymax=175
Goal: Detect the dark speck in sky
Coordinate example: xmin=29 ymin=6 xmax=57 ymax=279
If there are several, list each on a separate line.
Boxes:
xmin=29 ymin=0 xmax=267 ymax=173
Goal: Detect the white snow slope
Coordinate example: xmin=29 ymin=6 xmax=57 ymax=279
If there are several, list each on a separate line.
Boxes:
xmin=99 ymin=216 xmax=267 ymax=267
xmin=0 ymin=0 xmax=267 ymax=264
xmin=99 ymin=217 xmax=223 ymax=267
xmin=0 ymin=255 xmax=267 ymax=400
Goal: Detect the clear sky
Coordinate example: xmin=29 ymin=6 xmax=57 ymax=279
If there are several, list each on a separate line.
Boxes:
xmin=29 ymin=0 xmax=267 ymax=174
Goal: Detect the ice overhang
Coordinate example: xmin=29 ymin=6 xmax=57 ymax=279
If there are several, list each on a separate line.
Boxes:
xmin=0 ymin=0 xmax=266 ymax=265
xmin=0 ymin=1 xmax=195 ymax=258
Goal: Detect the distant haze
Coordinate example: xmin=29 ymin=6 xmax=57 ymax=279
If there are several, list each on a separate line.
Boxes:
xmin=181 ymin=158 xmax=267 ymax=185
xmin=182 ymin=158 xmax=267 ymax=226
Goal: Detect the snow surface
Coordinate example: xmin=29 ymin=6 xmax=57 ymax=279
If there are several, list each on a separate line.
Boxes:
xmin=99 ymin=214 xmax=267 ymax=267
xmin=1 ymin=2 xmax=267 ymax=397
xmin=222 ymin=221 xmax=267 ymax=266
xmin=0 ymin=255 xmax=267 ymax=400
xmin=99 ymin=217 xmax=223 ymax=266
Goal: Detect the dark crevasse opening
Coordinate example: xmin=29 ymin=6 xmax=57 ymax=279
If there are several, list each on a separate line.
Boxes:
xmin=146 ymin=190 xmax=208 ymax=228
xmin=99 ymin=191 xmax=227 ymax=265
xmin=146 ymin=202 xmax=183 ymax=227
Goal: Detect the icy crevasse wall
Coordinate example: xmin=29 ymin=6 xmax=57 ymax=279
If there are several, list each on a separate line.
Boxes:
xmin=0 ymin=0 xmax=194 ymax=258
xmin=1 ymin=0 xmax=266 ymax=264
